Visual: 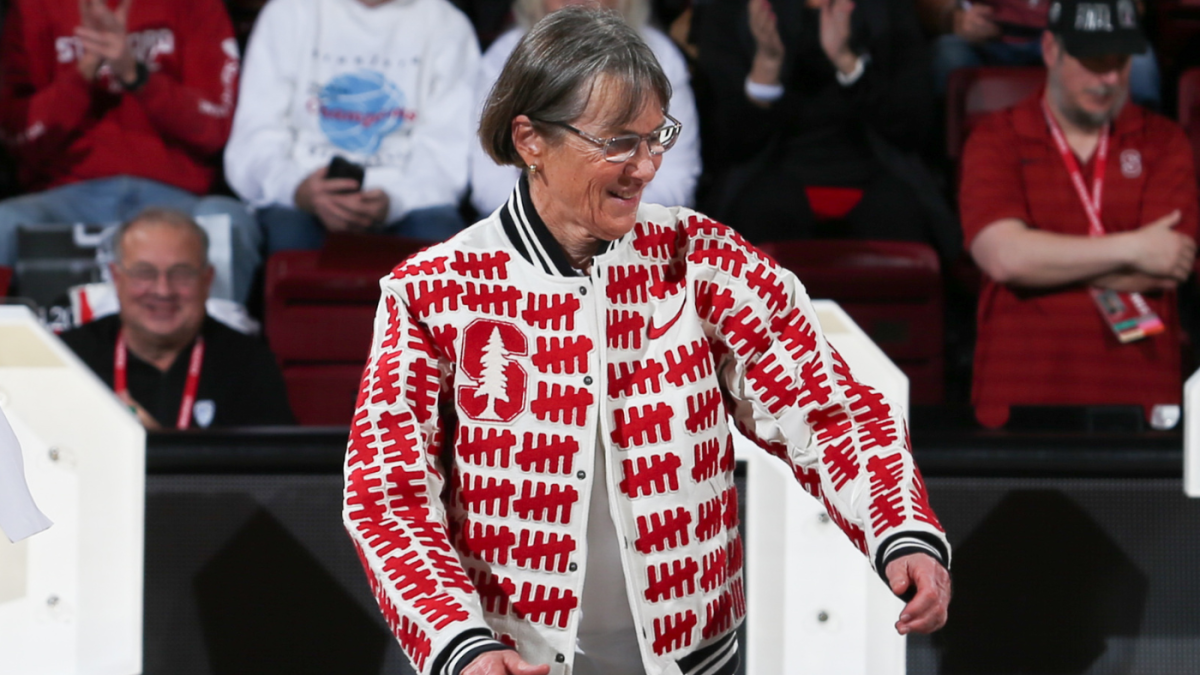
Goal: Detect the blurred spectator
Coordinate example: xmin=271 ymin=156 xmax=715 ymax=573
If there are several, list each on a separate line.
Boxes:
xmin=692 ymin=0 xmax=959 ymax=256
xmin=225 ymin=0 xmax=480 ymax=255
xmin=469 ymin=0 xmax=701 ymax=215
xmin=919 ymin=0 xmax=1160 ymax=107
xmin=961 ymin=0 xmax=1196 ymax=428
xmin=0 ymin=0 xmax=260 ymax=303
xmin=61 ymin=208 xmax=294 ymax=429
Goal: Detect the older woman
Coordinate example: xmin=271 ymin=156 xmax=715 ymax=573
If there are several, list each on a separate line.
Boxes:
xmin=344 ymin=8 xmax=950 ymax=675
xmin=468 ymin=0 xmax=700 ymax=217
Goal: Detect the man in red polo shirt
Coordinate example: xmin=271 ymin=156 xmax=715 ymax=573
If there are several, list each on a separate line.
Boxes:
xmin=960 ymin=0 xmax=1197 ymax=428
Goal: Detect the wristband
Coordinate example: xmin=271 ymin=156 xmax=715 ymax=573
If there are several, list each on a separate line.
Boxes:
xmin=744 ymin=78 xmax=784 ymax=103
xmin=120 ymin=61 xmax=149 ymax=93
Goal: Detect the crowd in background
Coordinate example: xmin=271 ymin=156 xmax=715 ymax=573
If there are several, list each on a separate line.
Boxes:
xmin=1 ymin=0 xmax=1198 ymax=428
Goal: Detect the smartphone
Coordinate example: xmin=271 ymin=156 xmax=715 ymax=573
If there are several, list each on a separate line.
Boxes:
xmin=327 ymin=155 xmax=365 ymax=191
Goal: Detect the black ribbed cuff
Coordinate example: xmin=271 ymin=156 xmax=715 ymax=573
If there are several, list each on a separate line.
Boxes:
xmin=874 ymin=531 xmax=950 ymax=601
xmin=432 ymin=628 xmax=512 ymax=675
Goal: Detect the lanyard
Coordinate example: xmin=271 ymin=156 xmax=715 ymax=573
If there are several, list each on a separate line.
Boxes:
xmin=1042 ymin=97 xmax=1110 ymax=237
xmin=115 ymin=330 xmax=205 ymax=430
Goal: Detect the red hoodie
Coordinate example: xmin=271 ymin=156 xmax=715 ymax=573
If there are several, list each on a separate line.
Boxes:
xmin=0 ymin=0 xmax=239 ymax=194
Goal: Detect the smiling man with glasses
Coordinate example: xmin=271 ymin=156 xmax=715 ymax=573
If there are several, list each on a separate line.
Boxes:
xmin=60 ymin=208 xmax=294 ymax=430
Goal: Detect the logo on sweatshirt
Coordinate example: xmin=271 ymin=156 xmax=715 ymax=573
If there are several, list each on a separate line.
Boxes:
xmin=317 ymin=70 xmax=414 ymax=155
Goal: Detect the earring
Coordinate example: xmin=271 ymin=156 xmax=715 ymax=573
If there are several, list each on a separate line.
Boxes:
xmin=528 ymin=164 xmax=538 ymax=175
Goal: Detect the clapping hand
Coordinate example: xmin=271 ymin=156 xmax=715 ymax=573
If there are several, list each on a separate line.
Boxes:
xmin=75 ymin=0 xmax=138 ymax=86
xmin=817 ymin=0 xmax=858 ymax=76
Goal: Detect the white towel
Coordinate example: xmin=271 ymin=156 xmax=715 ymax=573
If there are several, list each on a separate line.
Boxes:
xmin=0 ymin=406 xmax=52 ymax=543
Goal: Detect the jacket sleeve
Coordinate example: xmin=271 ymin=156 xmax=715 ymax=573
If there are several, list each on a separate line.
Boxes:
xmin=0 ymin=0 xmax=95 ymax=166
xmin=344 ymin=272 xmax=508 ymax=675
xmin=223 ymin=0 xmax=311 ymax=209
xmin=364 ymin=14 xmax=480 ymax=223
xmin=130 ymin=0 xmax=239 ymax=156
xmin=684 ymin=213 xmax=950 ymax=577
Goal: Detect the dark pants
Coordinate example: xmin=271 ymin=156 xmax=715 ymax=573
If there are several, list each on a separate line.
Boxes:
xmin=259 ymin=204 xmax=465 ymax=255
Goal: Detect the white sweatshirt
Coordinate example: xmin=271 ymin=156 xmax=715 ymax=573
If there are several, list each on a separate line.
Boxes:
xmin=469 ymin=25 xmax=701 ymax=216
xmin=225 ymin=0 xmax=480 ymax=223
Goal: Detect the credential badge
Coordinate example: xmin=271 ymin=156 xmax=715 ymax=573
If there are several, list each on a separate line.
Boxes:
xmin=193 ymin=400 xmax=216 ymax=429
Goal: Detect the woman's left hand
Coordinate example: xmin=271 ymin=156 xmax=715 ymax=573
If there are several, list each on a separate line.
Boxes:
xmin=817 ymin=0 xmax=858 ymax=76
xmin=885 ymin=552 xmax=951 ymax=634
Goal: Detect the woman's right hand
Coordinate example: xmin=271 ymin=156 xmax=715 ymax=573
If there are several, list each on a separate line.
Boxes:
xmin=461 ymin=650 xmax=550 ymax=675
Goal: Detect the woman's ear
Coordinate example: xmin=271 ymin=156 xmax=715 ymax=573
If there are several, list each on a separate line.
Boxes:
xmin=512 ymin=115 xmax=542 ymax=169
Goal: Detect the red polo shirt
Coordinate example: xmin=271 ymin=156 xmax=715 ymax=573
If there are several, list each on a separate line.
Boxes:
xmin=960 ymin=92 xmax=1198 ymax=427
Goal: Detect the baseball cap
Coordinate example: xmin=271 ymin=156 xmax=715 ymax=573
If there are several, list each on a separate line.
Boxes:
xmin=1047 ymin=0 xmax=1148 ymax=59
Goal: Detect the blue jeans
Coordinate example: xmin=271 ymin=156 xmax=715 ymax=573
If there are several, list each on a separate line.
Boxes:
xmin=932 ymin=35 xmax=1162 ymax=109
xmin=0 ymin=176 xmax=262 ymax=303
xmin=259 ymin=204 xmax=465 ymax=256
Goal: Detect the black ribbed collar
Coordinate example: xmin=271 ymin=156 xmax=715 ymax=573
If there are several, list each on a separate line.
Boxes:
xmin=498 ymin=174 xmax=620 ymax=277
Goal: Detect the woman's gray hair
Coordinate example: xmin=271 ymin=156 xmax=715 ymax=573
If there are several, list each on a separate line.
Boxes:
xmin=513 ymin=0 xmax=650 ymax=31
xmin=478 ymin=6 xmax=671 ymax=168
xmin=112 ymin=207 xmax=210 ymax=266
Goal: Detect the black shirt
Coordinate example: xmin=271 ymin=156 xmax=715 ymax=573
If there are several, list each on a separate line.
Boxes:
xmin=61 ymin=315 xmax=295 ymax=428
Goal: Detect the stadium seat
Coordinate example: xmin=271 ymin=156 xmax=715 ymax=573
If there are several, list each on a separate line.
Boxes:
xmin=1178 ymin=68 xmax=1200 ymax=188
xmin=946 ymin=67 xmax=1045 ymax=164
xmin=1150 ymin=1 xmax=1200 ymax=81
xmin=757 ymin=239 xmax=945 ymax=405
xmin=264 ymin=233 xmax=428 ymax=426
xmin=0 ymin=266 xmax=11 ymax=297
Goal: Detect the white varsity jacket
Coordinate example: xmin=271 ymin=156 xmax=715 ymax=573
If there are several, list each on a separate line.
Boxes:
xmin=343 ymin=178 xmax=950 ymax=675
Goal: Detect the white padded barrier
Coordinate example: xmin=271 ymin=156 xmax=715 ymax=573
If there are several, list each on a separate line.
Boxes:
xmin=1184 ymin=370 xmax=1200 ymax=498
xmin=0 ymin=305 xmax=145 ymax=674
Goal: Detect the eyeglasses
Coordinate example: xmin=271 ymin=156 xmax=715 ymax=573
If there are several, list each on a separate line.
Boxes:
xmin=117 ymin=263 xmax=205 ymax=289
xmin=539 ymin=113 xmax=682 ymax=163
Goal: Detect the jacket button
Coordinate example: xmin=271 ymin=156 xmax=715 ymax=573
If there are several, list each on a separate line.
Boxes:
xmin=569 ymin=562 xmax=578 ymax=572
xmin=576 ymin=470 xmax=586 ymax=479
xmin=579 ymin=286 xmax=588 ymax=295
xmin=584 ymin=376 xmax=593 ymax=385
xmin=556 ymin=653 xmax=566 ymax=663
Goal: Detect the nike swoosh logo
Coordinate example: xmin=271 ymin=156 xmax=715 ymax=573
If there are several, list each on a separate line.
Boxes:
xmin=647 ymin=301 xmax=686 ymax=339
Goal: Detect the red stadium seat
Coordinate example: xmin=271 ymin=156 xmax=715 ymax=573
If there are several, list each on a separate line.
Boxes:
xmin=946 ymin=67 xmax=1046 ymax=163
xmin=265 ymin=233 xmax=428 ymax=426
xmin=1150 ymin=2 xmax=1200 ymax=78
xmin=1178 ymin=68 xmax=1200 ymax=192
xmin=757 ymin=239 xmax=945 ymax=405
xmin=0 ymin=266 xmax=10 ymax=297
